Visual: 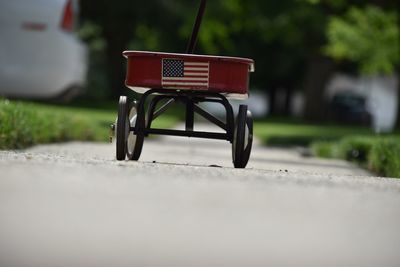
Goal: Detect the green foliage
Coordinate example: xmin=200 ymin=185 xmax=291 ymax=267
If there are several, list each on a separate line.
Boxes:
xmin=77 ymin=22 xmax=108 ymax=100
xmin=78 ymin=22 xmax=106 ymax=51
xmin=303 ymin=0 xmax=348 ymax=9
xmin=312 ymin=136 xmax=379 ymax=162
xmin=78 ymin=0 xmax=399 ymax=102
xmin=336 ymin=136 xmax=375 ymax=162
xmin=0 ymin=99 xmax=180 ymax=150
xmin=369 ymin=138 xmax=400 ymax=178
xmin=311 ymin=135 xmax=400 ymax=178
xmin=311 ymin=141 xmax=336 ymax=158
xmin=79 ymin=0 xmax=333 ymax=96
xmin=255 ymin=119 xmax=374 ymax=146
xmin=129 ymin=25 xmax=161 ymax=51
xmin=325 ymin=5 xmax=399 ymax=75
xmin=0 ymin=99 xmax=99 ymax=149
xmin=257 ymin=118 xmax=400 ymax=177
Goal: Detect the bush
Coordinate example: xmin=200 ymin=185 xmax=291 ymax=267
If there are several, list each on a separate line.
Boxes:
xmin=311 ymin=141 xmax=336 ymax=158
xmin=336 ymin=136 xmax=376 ymax=163
xmin=311 ymin=135 xmax=400 ymax=178
xmin=312 ymin=136 xmax=376 ymax=162
xmin=368 ymin=138 xmax=400 ymax=178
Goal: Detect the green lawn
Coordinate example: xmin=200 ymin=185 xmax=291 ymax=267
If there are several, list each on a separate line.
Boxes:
xmin=0 ymin=99 xmax=179 ymax=149
xmin=253 ymin=118 xmax=400 ymax=177
xmin=254 ymin=120 xmax=377 ymax=146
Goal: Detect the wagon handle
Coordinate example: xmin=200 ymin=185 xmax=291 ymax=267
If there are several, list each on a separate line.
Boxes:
xmin=186 ymin=0 xmax=207 ymax=54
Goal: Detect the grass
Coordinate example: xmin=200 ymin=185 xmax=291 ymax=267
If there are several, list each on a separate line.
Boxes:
xmin=254 ymin=118 xmax=400 ymax=178
xmin=3 ymin=99 xmax=399 ymax=177
xmin=312 ymin=136 xmax=400 ymax=178
xmin=254 ymin=119 xmax=375 ymax=146
xmin=311 ymin=136 xmax=377 ymax=161
xmin=369 ymin=138 xmax=400 ymax=177
xmin=0 ymin=98 xmax=179 ymax=149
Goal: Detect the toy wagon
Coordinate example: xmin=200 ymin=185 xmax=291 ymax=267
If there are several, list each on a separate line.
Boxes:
xmin=113 ymin=0 xmax=255 ymax=168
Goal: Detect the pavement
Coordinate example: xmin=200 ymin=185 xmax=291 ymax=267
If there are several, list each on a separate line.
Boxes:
xmin=0 ymin=124 xmax=399 ymax=267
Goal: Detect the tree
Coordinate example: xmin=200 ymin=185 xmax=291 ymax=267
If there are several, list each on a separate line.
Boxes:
xmin=325 ymin=5 xmax=399 ymax=75
xmin=324 ymin=5 xmax=399 ymax=127
xmin=183 ymin=0 xmax=324 ymax=115
xmin=79 ymin=0 xmax=398 ymax=125
xmin=80 ymin=0 xmax=312 ymax=107
xmin=80 ymin=0 xmax=173 ymax=99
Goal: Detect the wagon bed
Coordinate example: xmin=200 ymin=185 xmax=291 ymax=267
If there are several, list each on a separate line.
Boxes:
xmin=123 ymin=51 xmax=254 ymax=97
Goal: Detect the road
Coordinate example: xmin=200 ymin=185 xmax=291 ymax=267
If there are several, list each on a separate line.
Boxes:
xmin=0 ymin=127 xmax=399 ymax=267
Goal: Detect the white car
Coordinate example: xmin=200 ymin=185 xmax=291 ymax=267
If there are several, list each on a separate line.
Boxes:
xmin=0 ymin=0 xmax=87 ymax=100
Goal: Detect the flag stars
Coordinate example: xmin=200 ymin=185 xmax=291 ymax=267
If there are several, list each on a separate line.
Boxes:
xmin=163 ymin=59 xmax=184 ymax=77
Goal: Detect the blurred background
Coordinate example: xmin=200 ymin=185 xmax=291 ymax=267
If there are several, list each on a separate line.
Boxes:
xmin=0 ymin=0 xmax=399 ymax=175
xmin=77 ymin=0 xmax=399 ymax=131
xmin=2 ymin=0 xmax=399 ymax=129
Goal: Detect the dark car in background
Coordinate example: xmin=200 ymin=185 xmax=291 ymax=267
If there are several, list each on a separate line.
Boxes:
xmin=328 ymin=91 xmax=372 ymax=126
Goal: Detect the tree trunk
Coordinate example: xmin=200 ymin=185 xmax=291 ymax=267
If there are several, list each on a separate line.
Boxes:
xmin=104 ymin=33 xmax=130 ymax=100
xmin=268 ymin=87 xmax=277 ymax=115
xmin=283 ymin=86 xmax=293 ymax=116
xmin=303 ymin=54 xmax=335 ymax=121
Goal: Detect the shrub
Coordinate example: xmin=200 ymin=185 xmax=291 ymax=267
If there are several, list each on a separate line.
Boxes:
xmin=369 ymin=138 xmax=400 ymax=178
xmin=310 ymin=135 xmax=400 ymax=178
xmin=336 ymin=136 xmax=376 ymax=163
xmin=311 ymin=141 xmax=336 ymax=158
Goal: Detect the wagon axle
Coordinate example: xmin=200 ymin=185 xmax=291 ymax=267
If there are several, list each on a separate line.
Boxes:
xmin=115 ymin=89 xmax=253 ymax=168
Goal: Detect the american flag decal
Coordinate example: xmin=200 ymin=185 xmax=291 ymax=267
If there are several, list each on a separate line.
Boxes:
xmin=162 ymin=59 xmax=209 ymax=90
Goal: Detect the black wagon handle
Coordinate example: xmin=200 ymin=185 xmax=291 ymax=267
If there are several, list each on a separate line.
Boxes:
xmin=186 ymin=0 xmax=207 ymax=54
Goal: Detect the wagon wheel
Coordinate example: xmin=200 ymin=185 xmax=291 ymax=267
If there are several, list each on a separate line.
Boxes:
xmin=232 ymin=105 xmax=253 ymax=168
xmin=126 ymin=101 xmax=144 ymax=161
xmin=116 ymin=96 xmax=129 ymax=160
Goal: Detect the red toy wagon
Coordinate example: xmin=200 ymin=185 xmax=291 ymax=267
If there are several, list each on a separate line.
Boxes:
xmin=114 ymin=0 xmax=255 ymax=168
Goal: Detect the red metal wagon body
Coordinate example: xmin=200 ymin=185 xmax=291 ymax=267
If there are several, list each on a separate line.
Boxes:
xmin=123 ymin=51 xmax=255 ymax=98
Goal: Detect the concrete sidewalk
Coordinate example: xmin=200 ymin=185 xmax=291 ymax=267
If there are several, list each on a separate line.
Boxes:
xmin=0 ymin=125 xmax=398 ymax=267
xmin=140 ymin=122 xmax=371 ymax=176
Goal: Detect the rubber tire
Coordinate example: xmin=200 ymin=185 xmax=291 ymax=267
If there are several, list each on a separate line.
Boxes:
xmin=116 ymin=96 xmax=128 ymax=160
xmin=126 ymin=101 xmax=144 ymax=161
xmin=232 ymin=105 xmax=253 ymax=168
xmin=242 ymin=110 xmax=253 ymax=167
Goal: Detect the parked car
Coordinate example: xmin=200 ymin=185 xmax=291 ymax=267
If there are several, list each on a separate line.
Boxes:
xmin=0 ymin=0 xmax=87 ymax=101
xmin=328 ymin=91 xmax=372 ymax=126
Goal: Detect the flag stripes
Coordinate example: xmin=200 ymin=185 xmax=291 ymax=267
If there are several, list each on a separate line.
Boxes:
xmin=162 ymin=59 xmax=209 ymax=89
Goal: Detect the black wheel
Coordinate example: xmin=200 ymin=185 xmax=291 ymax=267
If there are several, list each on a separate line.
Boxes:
xmin=126 ymin=101 xmax=144 ymax=161
xmin=232 ymin=105 xmax=253 ymax=168
xmin=116 ymin=96 xmax=129 ymax=160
